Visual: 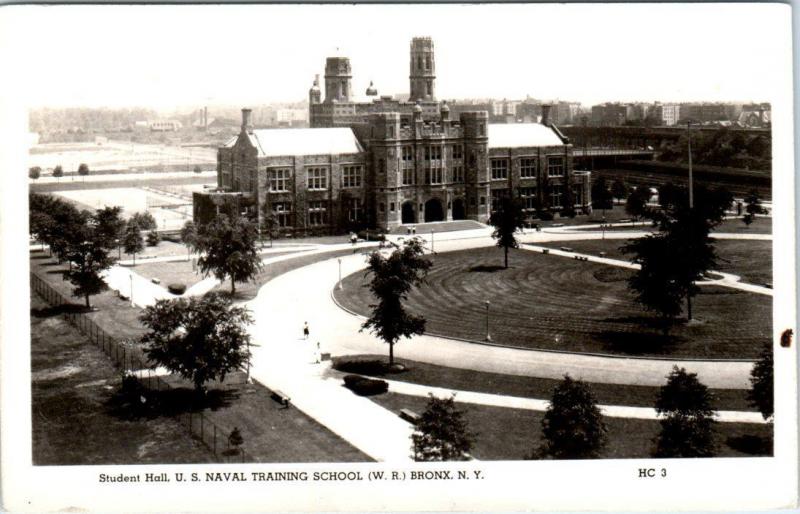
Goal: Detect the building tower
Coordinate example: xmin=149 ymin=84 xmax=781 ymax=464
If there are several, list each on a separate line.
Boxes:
xmin=309 ymin=74 xmax=321 ymax=105
xmin=324 ymin=57 xmax=352 ymax=103
xmin=409 ymin=37 xmax=436 ymax=102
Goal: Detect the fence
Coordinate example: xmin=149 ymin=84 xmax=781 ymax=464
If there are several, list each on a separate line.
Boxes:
xmin=30 ymin=273 xmax=251 ymax=463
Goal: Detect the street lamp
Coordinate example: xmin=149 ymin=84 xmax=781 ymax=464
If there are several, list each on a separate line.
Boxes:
xmin=484 ymin=300 xmax=491 ymax=342
xmin=337 ymin=258 xmax=343 ymax=290
xmin=430 ymin=230 xmax=435 ymax=253
xmin=129 ymin=273 xmax=134 ymax=307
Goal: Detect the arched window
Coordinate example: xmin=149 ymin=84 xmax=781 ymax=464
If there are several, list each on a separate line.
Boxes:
xmin=425 ymin=55 xmax=431 ymax=70
xmin=417 ymin=56 xmax=422 ymax=70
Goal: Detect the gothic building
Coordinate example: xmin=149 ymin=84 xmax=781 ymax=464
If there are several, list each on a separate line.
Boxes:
xmin=193 ymin=37 xmax=591 ymax=234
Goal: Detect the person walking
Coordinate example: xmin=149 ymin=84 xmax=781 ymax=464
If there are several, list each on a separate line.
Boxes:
xmin=313 ymin=341 xmax=322 ymax=364
xmin=303 ymin=321 xmax=309 ymax=340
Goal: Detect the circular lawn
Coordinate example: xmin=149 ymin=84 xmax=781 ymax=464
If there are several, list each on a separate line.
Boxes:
xmin=334 ymin=246 xmax=771 ymax=360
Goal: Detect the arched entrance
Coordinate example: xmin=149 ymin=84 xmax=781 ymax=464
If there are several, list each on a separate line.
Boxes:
xmin=424 ymin=198 xmax=444 ymax=222
xmin=452 ymin=198 xmax=466 ymax=220
xmin=401 ymin=201 xmax=416 ymax=224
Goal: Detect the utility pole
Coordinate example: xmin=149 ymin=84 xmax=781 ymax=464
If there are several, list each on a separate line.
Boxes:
xmin=687 ymin=121 xmax=694 ymax=209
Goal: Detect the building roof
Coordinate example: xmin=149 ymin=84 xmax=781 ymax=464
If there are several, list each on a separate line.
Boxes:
xmin=227 ymin=127 xmax=364 ymax=157
xmin=488 ymin=123 xmax=565 ymax=148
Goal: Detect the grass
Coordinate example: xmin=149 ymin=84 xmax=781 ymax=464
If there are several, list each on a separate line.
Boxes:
xmin=333 ymin=355 xmax=756 ymax=411
xmin=573 ymin=215 xmax=772 ymax=235
xmin=31 ymin=293 xmax=214 ymax=465
xmin=536 ymin=238 xmax=772 ymax=286
xmin=132 ymin=259 xmax=206 ymax=290
xmin=371 ymin=393 xmax=772 ymax=460
xmin=30 ymin=249 xmax=372 ymax=463
xmin=334 ymin=246 xmax=771 ymax=359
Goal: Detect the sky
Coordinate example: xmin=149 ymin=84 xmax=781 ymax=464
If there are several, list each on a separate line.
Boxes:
xmin=3 ymin=3 xmax=791 ymax=111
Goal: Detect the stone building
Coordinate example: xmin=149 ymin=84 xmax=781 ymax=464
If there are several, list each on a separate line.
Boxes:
xmin=194 ymin=37 xmax=591 ymax=235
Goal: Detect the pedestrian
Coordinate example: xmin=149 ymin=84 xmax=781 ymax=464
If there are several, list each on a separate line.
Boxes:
xmin=314 ymin=341 xmax=321 ymax=364
xmin=350 ymin=232 xmax=357 ymax=246
xmin=303 ymin=321 xmax=309 ymax=340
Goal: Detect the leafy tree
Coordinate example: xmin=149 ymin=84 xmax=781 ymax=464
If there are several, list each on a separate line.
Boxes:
xmin=140 ymin=293 xmax=253 ymax=394
xmin=63 ymin=209 xmax=118 ymax=308
xmin=123 ymin=221 xmax=144 ymax=265
xmin=130 ymin=211 xmax=157 ymax=231
xmin=654 ymin=367 xmax=717 ymax=458
xmin=361 ymin=238 xmax=432 ymax=365
xmin=29 ymin=166 xmax=41 ymax=180
xmin=228 ymin=427 xmax=244 ymax=453
xmin=93 ymin=206 xmax=126 ymax=250
xmin=412 ymin=394 xmax=474 ymax=461
xmin=611 ymin=179 xmax=628 ymax=204
xmin=560 ymin=186 xmax=576 ymax=218
xmin=30 ymin=210 xmax=55 ymax=250
xmin=748 ymin=344 xmax=773 ymax=421
xmin=743 ymin=190 xmax=767 ymax=226
xmin=625 ymin=186 xmax=651 ymax=220
xmin=591 ymin=175 xmax=613 ymax=212
xmin=146 ymin=230 xmax=161 ymax=247
xmin=52 ymin=165 xmax=64 ymax=180
xmin=488 ymin=196 xmax=526 ymax=268
xmin=195 ymin=214 xmax=262 ymax=295
xmin=536 ymin=375 xmax=607 ymax=459
xmin=180 ymin=220 xmax=198 ymax=259
xmin=78 ymin=163 xmax=90 ymax=177
xmin=193 ymin=165 xmax=202 ymax=174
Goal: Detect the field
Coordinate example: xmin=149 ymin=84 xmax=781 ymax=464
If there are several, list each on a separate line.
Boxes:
xmin=335 ymin=246 xmax=771 ymax=359
xmin=55 ymin=187 xmax=195 ymax=230
xmin=29 ymin=141 xmax=216 ymax=173
xmin=371 ymin=393 xmax=772 ymax=460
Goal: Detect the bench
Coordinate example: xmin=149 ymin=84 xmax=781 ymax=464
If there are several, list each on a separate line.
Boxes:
xmin=560 ymin=247 xmax=573 ymax=252
xmin=151 ymin=278 xmax=161 ymax=285
xmin=541 ymin=248 xmax=549 ymax=254
xmin=399 ymin=408 xmax=421 ymax=424
xmin=271 ymin=390 xmax=291 ymax=408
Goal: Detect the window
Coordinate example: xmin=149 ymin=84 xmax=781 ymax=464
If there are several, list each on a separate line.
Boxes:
xmin=425 ymin=165 xmax=443 ymax=185
xmin=388 ymin=125 xmax=395 ymax=138
xmin=425 ymin=55 xmax=431 ymax=70
xmin=478 ymin=124 xmax=484 ymax=136
xmin=424 ymin=145 xmax=442 ymax=161
xmin=547 ymin=157 xmax=565 ymax=177
xmin=348 ymin=198 xmax=363 ymax=223
xmin=491 ymin=189 xmax=509 ymax=212
xmin=272 ymin=202 xmax=292 ymax=227
xmin=378 ymin=158 xmax=385 ymax=173
xmin=520 ymin=158 xmax=537 ymax=178
xmin=379 ymin=203 xmax=385 ymax=213
xmin=519 ymin=187 xmax=537 ymax=210
xmin=452 ymin=145 xmax=463 ymax=160
xmin=452 ymin=165 xmax=464 ymax=183
xmin=402 ymin=146 xmax=414 ymax=161
xmin=268 ymin=168 xmax=291 ymax=192
xmin=341 ymin=165 xmax=362 ymax=188
xmin=402 ymin=167 xmax=415 ymax=186
xmin=417 ymin=56 xmax=422 ymax=70
xmin=480 ymin=196 xmax=486 ymax=205
xmin=390 ymin=202 xmax=395 ymax=212
xmin=307 ymin=167 xmax=328 ymax=190
xmin=550 ymin=184 xmax=564 ymax=207
xmin=308 ymin=201 xmax=327 ymax=225
xmin=491 ymin=159 xmax=508 ymax=180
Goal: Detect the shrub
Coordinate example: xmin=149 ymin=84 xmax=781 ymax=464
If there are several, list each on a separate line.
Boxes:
xmin=167 ymin=283 xmax=187 ymax=295
xmin=342 ymin=374 xmax=388 ymax=396
xmin=146 ymin=230 xmax=160 ymax=247
xmin=536 ymin=210 xmax=554 ymax=221
xmin=333 ymin=358 xmax=389 ymax=375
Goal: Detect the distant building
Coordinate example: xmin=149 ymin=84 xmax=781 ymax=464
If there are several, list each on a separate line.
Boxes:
xmin=149 ymin=120 xmax=183 ymax=132
xmin=653 ymin=103 xmax=681 ymax=126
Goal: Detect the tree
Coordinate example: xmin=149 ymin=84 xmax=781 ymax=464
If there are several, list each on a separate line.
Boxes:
xmin=140 ymin=293 xmax=253 ymax=394
xmin=29 ymin=166 xmax=41 ymax=180
xmin=93 ymin=206 xmax=126 ymax=250
xmin=488 ymin=196 xmax=526 ymax=268
xmin=591 ymin=175 xmax=613 ymax=213
xmin=625 ymin=186 xmax=651 ymax=220
xmin=361 ymin=238 xmax=432 ymax=366
xmin=412 ymin=394 xmax=474 ymax=461
xmin=52 ymin=165 xmax=64 ymax=181
xmin=180 ymin=220 xmax=198 ymax=260
xmin=611 ymin=179 xmax=628 ymax=204
xmin=536 ymin=375 xmax=607 ymax=459
xmin=195 ymin=214 xmax=262 ymax=295
xmin=654 ymin=367 xmax=717 ymax=458
xmin=146 ymin=230 xmax=161 ymax=247
xmin=63 ymin=209 xmax=118 ymax=309
xmin=193 ymin=165 xmax=202 ymax=174
xmin=748 ymin=344 xmax=773 ymax=421
xmin=560 ymin=186 xmax=576 ymax=218
xmin=130 ymin=211 xmax=157 ymax=231
xmin=743 ymin=190 xmax=767 ymax=226
xmin=78 ymin=163 xmax=90 ymax=178
xmin=123 ymin=221 xmax=144 ymax=266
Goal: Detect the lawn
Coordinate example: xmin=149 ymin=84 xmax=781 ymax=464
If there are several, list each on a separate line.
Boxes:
xmin=334 ymin=246 xmax=771 ymax=359
xmin=333 ymin=355 xmax=755 ymax=411
xmin=573 ymin=215 xmax=772 ymax=235
xmin=371 ymin=393 xmax=772 ymax=460
xmin=536 ymin=238 xmax=772 ymax=286
xmin=132 ymin=259 xmax=206 ymax=290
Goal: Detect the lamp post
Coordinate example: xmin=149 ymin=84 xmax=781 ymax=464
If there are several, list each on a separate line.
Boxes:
xmin=129 ymin=273 xmax=134 ymax=307
xmin=337 ymin=258 xmax=342 ymax=290
xmin=687 ymin=121 xmax=694 ymax=209
xmin=430 ymin=230 xmax=435 ymax=253
xmin=484 ymin=300 xmax=491 ymax=342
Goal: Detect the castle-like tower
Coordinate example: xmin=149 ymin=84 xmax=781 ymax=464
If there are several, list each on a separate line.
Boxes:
xmin=308 ymin=74 xmax=321 ymax=105
xmin=324 ymin=57 xmax=352 ymax=103
xmin=409 ymin=37 xmax=436 ymax=102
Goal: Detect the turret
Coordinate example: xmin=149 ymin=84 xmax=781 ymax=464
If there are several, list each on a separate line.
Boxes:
xmin=241 ymin=108 xmax=253 ymax=134
xmin=324 ymin=57 xmax=352 ymax=103
xmin=309 ymin=74 xmax=321 ymax=105
xmin=409 ymin=37 xmax=436 ymax=102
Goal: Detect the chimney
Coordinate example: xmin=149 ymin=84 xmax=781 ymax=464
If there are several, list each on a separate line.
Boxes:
xmin=204 ymin=106 xmax=208 ymax=130
xmin=241 ymin=108 xmax=253 ymax=134
xmin=541 ymin=104 xmax=551 ymax=126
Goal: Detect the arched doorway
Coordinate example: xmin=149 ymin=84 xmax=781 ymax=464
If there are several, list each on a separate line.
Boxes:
xmin=424 ymin=198 xmax=444 ymax=222
xmin=401 ymin=202 xmax=416 ymax=224
xmin=452 ymin=198 xmax=466 ymax=220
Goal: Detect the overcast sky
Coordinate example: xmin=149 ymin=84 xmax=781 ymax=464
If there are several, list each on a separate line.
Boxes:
xmin=7 ymin=3 xmax=790 ymax=111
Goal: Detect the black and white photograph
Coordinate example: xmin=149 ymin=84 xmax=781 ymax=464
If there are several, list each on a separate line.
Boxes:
xmin=0 ymin=2 xmax=797 ymax=512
